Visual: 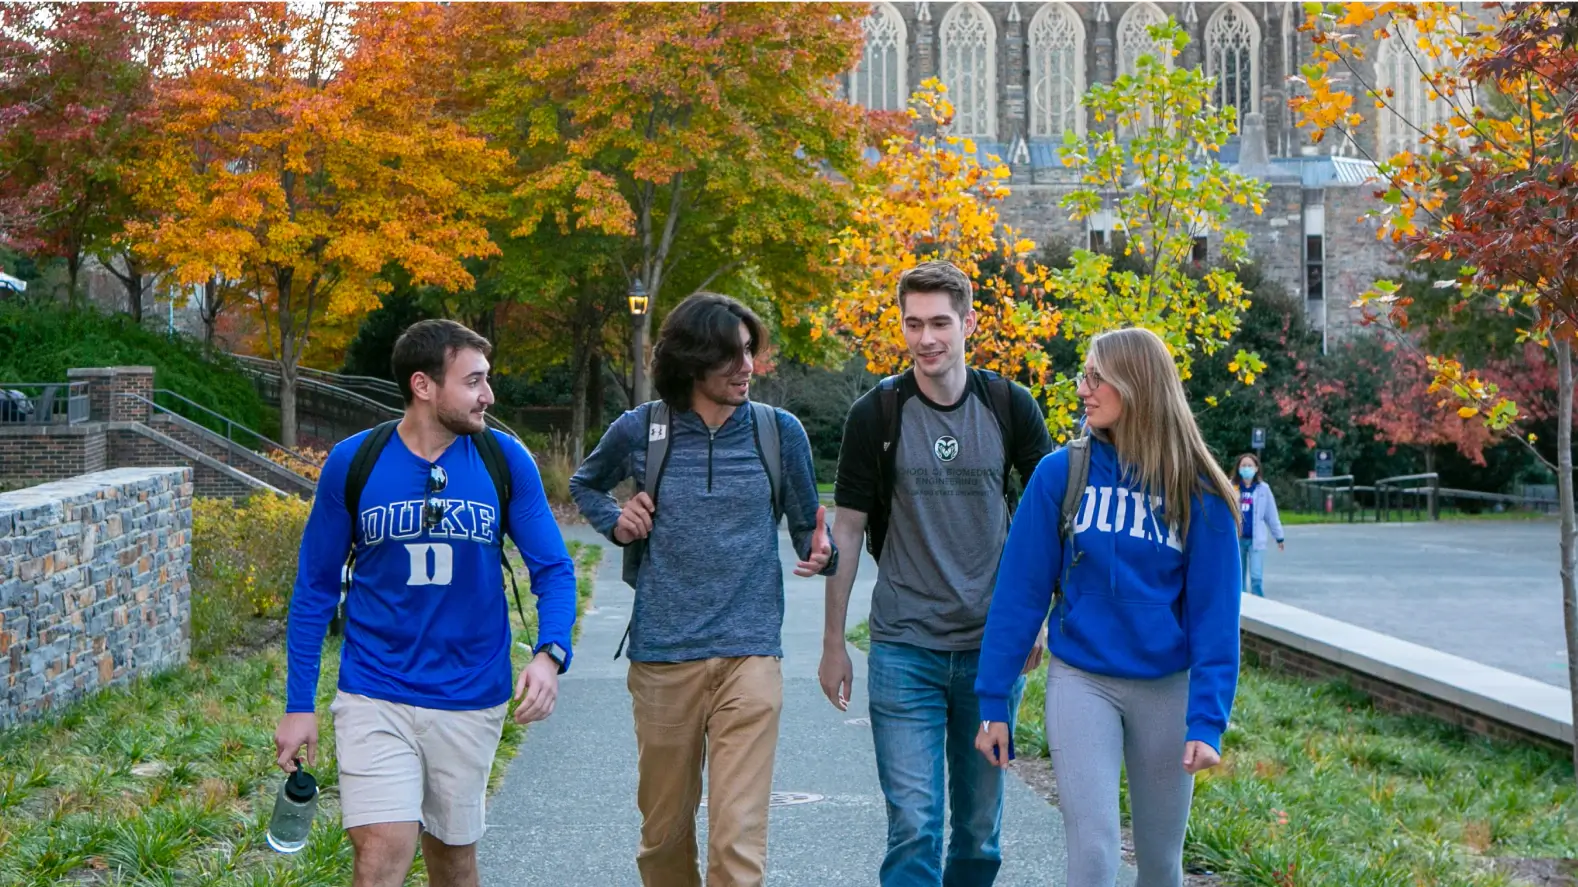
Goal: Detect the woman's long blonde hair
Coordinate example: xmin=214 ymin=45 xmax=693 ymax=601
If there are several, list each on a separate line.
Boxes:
xmin=1087 ymin=327 xmax=1240 ymax=541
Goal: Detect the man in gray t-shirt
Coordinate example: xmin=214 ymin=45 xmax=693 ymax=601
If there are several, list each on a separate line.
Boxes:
xmin=820 ymin=261 xmax=1052 ymax=886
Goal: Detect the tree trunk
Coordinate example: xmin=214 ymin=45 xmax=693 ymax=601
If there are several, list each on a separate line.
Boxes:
xmin=200 ymin=277 xmax=220 ymax=348
xmin=279 ymin=358 xmax=300 ymax=450
xmin=588 ymin=350 xmax=605 ymax=435
xmin=1557 ymin=337 xmax=1578 ymax=782
xmin=277 ymin=271 xmax=301 ymax=449
xmin=568 ymin=280 xmax=595 ymax=465
xmin=122 ymin=255 xmax=144 ymax=325
xmin=66 ymin=251 xmax=82 ymax=310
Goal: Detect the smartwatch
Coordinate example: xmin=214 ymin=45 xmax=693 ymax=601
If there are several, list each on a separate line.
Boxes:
xmin=534 ymin=641 xmax=569 ymax=673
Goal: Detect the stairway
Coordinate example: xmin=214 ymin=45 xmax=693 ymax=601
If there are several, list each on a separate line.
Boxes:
xmin=225 ymin=354 xmax=522 ymax=443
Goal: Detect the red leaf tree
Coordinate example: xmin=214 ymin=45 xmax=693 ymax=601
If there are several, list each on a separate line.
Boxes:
xmin=0 ymin=3 xmax=156 ymax=307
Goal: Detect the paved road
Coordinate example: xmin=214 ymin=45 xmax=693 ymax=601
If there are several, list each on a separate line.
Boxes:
xmin=1262 ymin=519 xmax=1569 ymax=686
xmin=478 ymin=523 xmax=1116 ymax=887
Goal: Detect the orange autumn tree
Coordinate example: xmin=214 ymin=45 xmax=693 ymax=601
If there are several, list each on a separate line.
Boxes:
xmin=827 ymin=21 xmax=1266 ymax=439
xmin=1295 ymin=2 xmax=1578 ymax=777
xmin=131 ymin=3 xmax=505 ymax=446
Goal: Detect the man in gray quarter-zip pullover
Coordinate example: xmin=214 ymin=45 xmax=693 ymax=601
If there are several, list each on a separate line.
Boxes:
xmin=570 ymin=291 xmax=836 ymax=887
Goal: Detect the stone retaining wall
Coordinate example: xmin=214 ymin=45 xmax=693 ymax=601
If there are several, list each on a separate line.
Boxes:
xmin=0 ymin=468 xmax=193 ymax=727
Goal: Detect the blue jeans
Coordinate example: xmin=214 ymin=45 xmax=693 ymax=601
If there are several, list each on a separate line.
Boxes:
xmin=1239 ymin=537 xmax=1264 ymax=596
xmin=867 ymin=641 xmax=1027 ymax=887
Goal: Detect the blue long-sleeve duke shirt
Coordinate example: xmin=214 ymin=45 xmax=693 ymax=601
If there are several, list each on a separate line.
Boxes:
xmin=285 ymin=427 xmax=578 ymax=714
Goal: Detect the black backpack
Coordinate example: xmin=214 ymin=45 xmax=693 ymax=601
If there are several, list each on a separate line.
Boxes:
xmin=331 ymin=420 xmax=527 ymax=638
xmin=863 ymin=368 xmax=1017 ymax=562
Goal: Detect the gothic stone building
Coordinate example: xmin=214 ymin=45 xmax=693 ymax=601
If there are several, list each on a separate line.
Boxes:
xmin=848 ymin=2 xmax=1456 ymax=345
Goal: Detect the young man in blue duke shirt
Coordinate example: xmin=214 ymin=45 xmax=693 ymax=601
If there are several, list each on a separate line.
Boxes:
xmin=275 ymin=319 xmax=577 ymax=887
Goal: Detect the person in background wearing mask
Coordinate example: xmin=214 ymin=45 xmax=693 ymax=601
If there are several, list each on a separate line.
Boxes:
xmin=1234 ymin=453 xmax=1285 ymax=597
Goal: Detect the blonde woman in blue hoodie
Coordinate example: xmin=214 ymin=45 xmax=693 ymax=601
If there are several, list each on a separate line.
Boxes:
xmin=974 ymin=327 xmax=1242 ymax=887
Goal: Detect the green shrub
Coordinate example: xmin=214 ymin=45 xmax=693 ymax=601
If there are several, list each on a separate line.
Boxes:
xmin=0 ymin=302 xmax=277 ymax=439
xmin=190 ymin=494 xmax=311 ymax=658
xmin=523 ymin=431 xmax=575 ymax=506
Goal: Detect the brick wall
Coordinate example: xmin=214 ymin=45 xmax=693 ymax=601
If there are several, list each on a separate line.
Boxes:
xmin=0 ymin=427 xmax=107 ymax=485
xmin=67 ymin=366 xmax=153 ymax=423
xmin=0 ymin=468 xmax=193 ymax=727
xmin=109 ymin=428 xmax=263 ymax=501
xmin=148 ymin=414 xmax=313 ymax=497
xmin=1242 ymin=631 xmax=1567 ymax=755
xmin=0 ymin=368 xmax=284 ymax=501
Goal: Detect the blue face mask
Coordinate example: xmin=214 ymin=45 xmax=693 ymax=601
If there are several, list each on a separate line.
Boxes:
xmin=1239 ymin=466 xmax=1257 ymax=482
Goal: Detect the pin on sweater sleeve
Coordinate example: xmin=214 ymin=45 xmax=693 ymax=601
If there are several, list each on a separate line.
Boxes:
xmin=1182 ymin=493 xmax=1244 ymax=751
xmin=974 ymin=451 xmax=1064 ymax=724
xmin=569 ymin=409 xmax=641 ymax=542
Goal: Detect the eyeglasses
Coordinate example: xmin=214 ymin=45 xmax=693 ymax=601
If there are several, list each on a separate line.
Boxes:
xmin=1075 ymin=369 xmax=1106 ymax=392
xmin=423 ymin=465 xmax=448 ymax=531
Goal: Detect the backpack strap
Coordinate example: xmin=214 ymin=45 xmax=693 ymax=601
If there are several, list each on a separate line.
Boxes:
xmin=748 ymin=401 xmax=783 ymax=523
xmin=472 ymin=429 xmax=529 ymax=642
xmin=344 ymin=420 xmax=400 ymax=543
xmin=1060 ymin=435 xmax=1092 ymax=541
xmin=974 ymin=369 xmax=1020 ymax=506
xmin=1052 ymin=434 xmax=1093 ymax=621
xmin=617 ymin=401 xmax=672 ymax=658
xmin=867 ymin=372 xmax=907 ymax=561
xmin=334 ymin=420 xmax=399 ymax=637
xmin=645 ymin=401 xmax=672 ymax=505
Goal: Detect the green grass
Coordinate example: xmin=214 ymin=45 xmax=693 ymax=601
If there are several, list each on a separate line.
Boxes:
xmin=846 ymin=619 xmax=1578 ymax=886
xmin=0 ymin=542 xmax=601 ymax=887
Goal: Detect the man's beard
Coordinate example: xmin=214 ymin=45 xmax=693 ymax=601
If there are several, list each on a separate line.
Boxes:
xmin=437 ymin=402 xmax=486 ymax=435
xmin=708 ymin=380 xmax=747 ymax=406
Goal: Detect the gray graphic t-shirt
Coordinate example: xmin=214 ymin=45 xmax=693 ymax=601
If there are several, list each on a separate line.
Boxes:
xmin=834 ymin=371 xmax=1054 ymax=651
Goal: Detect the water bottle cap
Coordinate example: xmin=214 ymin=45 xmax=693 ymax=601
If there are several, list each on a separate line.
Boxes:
xmin=285 ymin=762 xmax=319 ymax=803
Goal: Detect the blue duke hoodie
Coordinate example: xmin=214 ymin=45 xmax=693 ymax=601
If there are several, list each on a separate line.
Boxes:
xmin=975 ymin=438 xmax=1243 ymax=751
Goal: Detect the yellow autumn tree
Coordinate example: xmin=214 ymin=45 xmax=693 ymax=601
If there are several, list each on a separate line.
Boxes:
xmin=822 ymin=80 xmax=1060 ymax=394
xmin=826 ymin=21 xmax=1267 ymax=439
xmin=130 ymin=3 xmax=506 ymax=446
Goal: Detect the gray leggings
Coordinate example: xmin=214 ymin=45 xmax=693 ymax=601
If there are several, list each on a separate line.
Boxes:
xmin=1047 ymin=657 xmax=1194 ymax=887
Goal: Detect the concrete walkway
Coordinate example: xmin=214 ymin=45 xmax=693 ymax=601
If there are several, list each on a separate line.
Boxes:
xmin=478 ymin=523 xmax=1111 ymax=886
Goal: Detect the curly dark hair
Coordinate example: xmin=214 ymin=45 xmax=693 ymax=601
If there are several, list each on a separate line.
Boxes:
xmin=651 ymin=292 xmax=768 ymax=410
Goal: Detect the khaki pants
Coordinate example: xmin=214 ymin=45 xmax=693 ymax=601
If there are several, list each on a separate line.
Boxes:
xmin=627 ymin=656 xmax=783 ymax=887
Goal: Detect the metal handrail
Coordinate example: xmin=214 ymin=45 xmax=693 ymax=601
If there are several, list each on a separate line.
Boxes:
xmin=231 ymin=353 xmax=403 ymax=402
xmin=120 ymin=390 xmax=319 ymax=476
xmin=1375 ymin=472 xmax=1440 ymax=522
xmin=0 ymin=380 xmax=91 ymax=425
xmin=1293 ymin=474 xmax=1360 ymax=522
xmin=227 ymin=353 xmax=523 ymax=440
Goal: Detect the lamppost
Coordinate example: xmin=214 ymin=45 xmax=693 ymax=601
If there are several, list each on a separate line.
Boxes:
xmin=629 ymin=279 xmax=650 ymax=405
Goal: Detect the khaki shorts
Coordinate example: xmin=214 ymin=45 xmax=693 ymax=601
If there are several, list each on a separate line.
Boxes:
xmin=329 ymin=691 xmax=507 ymax=846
